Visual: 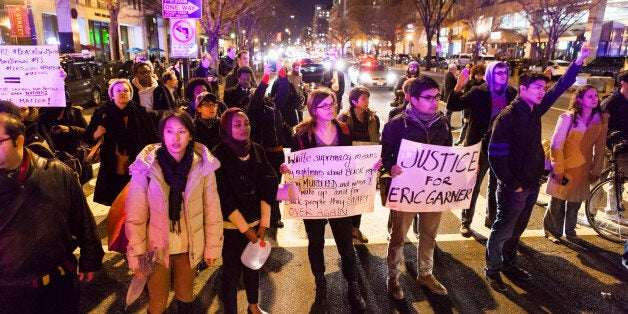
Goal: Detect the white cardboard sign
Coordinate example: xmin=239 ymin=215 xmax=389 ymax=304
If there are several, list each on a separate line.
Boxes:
xmin=0 ymin=45 xmax=65 ymax=107
xmin=385 ymin=139 xmax=481 ymax=212
xmin=283 ymin=145 xmax=381 ymax=219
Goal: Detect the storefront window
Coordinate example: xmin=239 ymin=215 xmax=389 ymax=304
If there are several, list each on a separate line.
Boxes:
xmin=88 ymin=20 xmax=110 ymax=61
xmin=42 ymin=13 xmax=59 ymax=45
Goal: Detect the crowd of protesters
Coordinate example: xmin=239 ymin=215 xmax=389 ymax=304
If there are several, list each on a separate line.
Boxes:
xmin=2 ymin=44 xmax=628 ymax=314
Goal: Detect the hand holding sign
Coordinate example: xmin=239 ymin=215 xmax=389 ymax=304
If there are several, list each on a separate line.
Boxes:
xmin=386 ymin=140 xmax=481 ymax=212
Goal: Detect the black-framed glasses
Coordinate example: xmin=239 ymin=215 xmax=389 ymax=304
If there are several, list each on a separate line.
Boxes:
xmin=0 ymin=137 xmax=14 ymax=145
xmin=315 ymin=102 xmax=337 ymax=110
xmin=418 ymin=94 xmax=441 ymax=102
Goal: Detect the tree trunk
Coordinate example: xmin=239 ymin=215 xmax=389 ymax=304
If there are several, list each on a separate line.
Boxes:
xmin=207 ymin=33 xmax=220 ymax=69
xmin=108 ymin=7 xmax=120 ymax=61
xmin=425 ymin=34 xmax=433 ymax=71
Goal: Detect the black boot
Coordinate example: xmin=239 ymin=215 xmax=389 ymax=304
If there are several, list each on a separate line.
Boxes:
xmin=347 ymin=281 xmax=366 ymax=312
xmin=314 ymin=275 xmax=328 ymax=304
xmin=176 ymin=299 xmax=193 ymax=314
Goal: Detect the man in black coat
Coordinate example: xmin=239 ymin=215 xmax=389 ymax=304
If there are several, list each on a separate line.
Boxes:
xmin=446 ymin=61 xmax=518 ymax=237
xmin=193 ymin=53 xmax=219 ymax=93
xmin=153 ymin=71 xmax=179 ymax=110
xmin=219 ymin=46 xmax=236 ymax=77
xmin=484 ymin=47 xmax=589 ymax=291
xmin=0 ymin=113 xmax=104 ymax=312
xmin=321 ymin=61 xmax=345 ymax=110
xmin=223 ymin=66 xmax=254 ymax=111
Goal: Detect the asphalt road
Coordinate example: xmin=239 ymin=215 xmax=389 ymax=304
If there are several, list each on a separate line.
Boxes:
xmin=78 ymin=69 xmax=626 ymax=313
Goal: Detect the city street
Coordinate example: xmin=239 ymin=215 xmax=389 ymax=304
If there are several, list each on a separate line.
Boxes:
xmin=79 ymin=70 xmax=627 ymax=313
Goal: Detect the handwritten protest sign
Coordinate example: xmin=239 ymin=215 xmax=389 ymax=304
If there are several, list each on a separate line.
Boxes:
xmin=386 ymin=140 xmax=481 ymax=212
xmin=283 ymin=145 xmax=381 ymax=219
xmin=0 ymin=45 xmax=65 ymax=107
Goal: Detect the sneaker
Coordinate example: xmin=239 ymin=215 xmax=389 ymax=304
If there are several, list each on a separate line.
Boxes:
xmin=485 ymin=273 xmax=507 ymax=292
xmin=417 ymin=274 xmax=448 ymax=295
xmin=387 ymin=277 xmax=404 ymax=299
xmin=460 ymin=225 xmax=472 ymax=238
xmin=502 ymin=265 xmax=532 ymax=281
xmin=352 ymin=227 xmax=369 ymax=243
xmin=604 ymin=212 xmax=628 ymax=226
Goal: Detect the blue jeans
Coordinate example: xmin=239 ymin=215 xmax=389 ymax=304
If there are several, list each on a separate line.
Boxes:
xmin=485 ymin=184 xmax=539 ymax=276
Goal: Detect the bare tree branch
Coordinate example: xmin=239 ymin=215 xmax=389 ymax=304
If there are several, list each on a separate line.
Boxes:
xmin=516 ymin=0 xmax=599 ymax=66
xmin=412 ymin=0 xmax=458 ymax=69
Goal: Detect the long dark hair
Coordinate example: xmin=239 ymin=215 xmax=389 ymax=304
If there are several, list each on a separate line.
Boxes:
xmin=568 ymin=84 xmax=604 ymax=126
xmin=158 ymin=109 xmax=196 ymax=145
xmin=295 ymin=88 xmax=337 ymax=138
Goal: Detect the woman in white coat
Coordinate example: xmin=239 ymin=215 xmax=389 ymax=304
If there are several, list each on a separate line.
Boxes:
xmin=126 ymin=109 xmax=223 ymax=313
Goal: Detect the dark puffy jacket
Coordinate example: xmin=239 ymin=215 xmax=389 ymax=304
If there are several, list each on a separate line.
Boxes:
xmin=380 ymin=111 xmax=452 ymax=175
xmin=0 ymin=149 xmax=103 ymax=287
xmin=249 ymin=81 xmax=286 ymax=148
xmin=488 ymin=61 xmax=582 ymax=190
xmin=601 ymin=88 xmax=628 ymax=137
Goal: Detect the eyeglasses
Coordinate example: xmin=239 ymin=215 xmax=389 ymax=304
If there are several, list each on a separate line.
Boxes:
xmin=199 ymin=102 xmax=218 ymax=108
xmin=315 ymin=103 xmax=337 ymax=110
xmin=494 ymin=70 xmax=508 ymax=76
xmin=418 ymin=94 xmax=441 ymax=102
xmin=0 ymin=137 xmax=14 ymax=145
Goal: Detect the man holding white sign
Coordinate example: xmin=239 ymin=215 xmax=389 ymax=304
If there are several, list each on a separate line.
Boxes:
xmin=380 ymin=76 xmax=453 ymax=299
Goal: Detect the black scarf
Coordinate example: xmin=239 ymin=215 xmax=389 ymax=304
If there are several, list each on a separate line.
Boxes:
xmin=405 ymin=105 xmax=441 ymax=127
xmin=156 ymin=145 xmax=193 ymax=234
xmin=105 ymin=102 xmax=137 ymax=155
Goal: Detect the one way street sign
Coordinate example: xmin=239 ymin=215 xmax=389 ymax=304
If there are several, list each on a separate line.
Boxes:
xmin=163 ymin=0 xmax=201 ymax=19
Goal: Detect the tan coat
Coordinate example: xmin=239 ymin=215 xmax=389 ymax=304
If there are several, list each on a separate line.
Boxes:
xmin=125 ymin=143 xmax=223 ymax=270
xmin=545 ymin=112 xmax=608 ymax=202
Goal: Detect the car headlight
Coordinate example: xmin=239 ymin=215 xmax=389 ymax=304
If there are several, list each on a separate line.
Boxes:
xmin=360 ymin=73 xmax=371 ymax=82
xmin=387 ymin=73 xmax=397 ymax=83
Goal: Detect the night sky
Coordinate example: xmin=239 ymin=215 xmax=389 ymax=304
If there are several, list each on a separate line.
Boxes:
xmin=290 ymin=0 xmax=333 ymax=31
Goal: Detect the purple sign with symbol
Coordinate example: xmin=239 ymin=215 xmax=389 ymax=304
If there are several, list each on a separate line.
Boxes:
xmin=163 ymin=0 xmax=201 ymax=19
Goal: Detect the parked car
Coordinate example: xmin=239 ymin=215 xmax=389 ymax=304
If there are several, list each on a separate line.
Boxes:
xmin=581 ymin=56 xmax=628 ymax=77
xmin=529 ymin=60 xmax=571 ymax=80
xmin=395 ymin=54 xmax=412 ymax=64
xmin=348 ymin=61 xmax=397 ymax=90
xmin=447 ymin=53 xmax=472 ymax=68
xmin=421 ymin=56 xmax=448 ymax=69
xmin=300 ymin=63 xmax=326 ymax=86
xmin=103 ymin=60 xmax=134 ymax=81
xmin=507 ymin=58 xmax=535 ymax=76
xmin=60 ymin=54 xmax=109 ymax=107
xmin=478 ymin=55 xmax=497 ymax=64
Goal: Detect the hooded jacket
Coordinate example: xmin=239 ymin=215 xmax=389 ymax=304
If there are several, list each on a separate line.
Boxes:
xmin=125 ymin=143 xmax=223 ymax=270
xmin=446 ymin=62 xmax=518 ymax=146
xmin=488 ymin=61 xmax=582 ymax=190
